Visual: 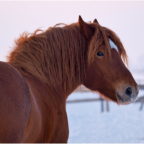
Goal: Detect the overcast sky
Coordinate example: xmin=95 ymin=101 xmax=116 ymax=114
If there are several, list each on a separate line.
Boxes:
xmin=0 ymin=1 xmax=144 ymax=72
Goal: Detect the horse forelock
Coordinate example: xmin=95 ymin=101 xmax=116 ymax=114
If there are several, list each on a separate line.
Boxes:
xmin=104 ymin=27 xmax=128 ymax=64
xmin=87 ymin=24 xmax=128 ymax=65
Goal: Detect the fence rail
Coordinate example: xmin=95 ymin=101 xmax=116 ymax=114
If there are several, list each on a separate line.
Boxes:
xmin=138 ymin=84 xmax=144 ymax=90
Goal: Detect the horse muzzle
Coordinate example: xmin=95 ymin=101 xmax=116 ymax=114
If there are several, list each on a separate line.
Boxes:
xmin=116 ymin=85 xmax=139 ymax=104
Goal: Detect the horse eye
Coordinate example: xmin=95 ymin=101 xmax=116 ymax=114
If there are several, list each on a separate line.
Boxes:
xmin=97 ymin=51 xmax=104 ymax=57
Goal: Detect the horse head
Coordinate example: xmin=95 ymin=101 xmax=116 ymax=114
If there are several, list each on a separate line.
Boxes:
xmin=79 ymin=16 xmax=138 ymax=104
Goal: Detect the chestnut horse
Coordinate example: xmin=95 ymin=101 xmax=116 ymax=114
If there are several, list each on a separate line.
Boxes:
xmin=0 ymin=16 xmax=138 ymax=142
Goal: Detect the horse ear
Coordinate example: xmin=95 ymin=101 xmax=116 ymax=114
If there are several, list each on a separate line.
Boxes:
xmin=78 ymin=16 xmax=95 ymax=40
xmin=93 ymin=18 xmax=99 ymax=24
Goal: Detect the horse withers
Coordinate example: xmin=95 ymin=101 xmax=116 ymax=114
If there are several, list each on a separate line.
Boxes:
xmin=0 ymin=16 xmax=138 ymax=142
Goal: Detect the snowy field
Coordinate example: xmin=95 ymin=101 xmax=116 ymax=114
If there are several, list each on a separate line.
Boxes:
xmin=67 ymin=72 xmax=144 ymax=143
xmin=67 ymin=91 xmax=144 ymax=143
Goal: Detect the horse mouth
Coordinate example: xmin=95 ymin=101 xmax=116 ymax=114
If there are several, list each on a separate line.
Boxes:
xmin=116 ymin=93 xmax=137 ymax=105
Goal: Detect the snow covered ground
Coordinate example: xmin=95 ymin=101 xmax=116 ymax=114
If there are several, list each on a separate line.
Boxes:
xmin=66 ymin=70 xmax=144 ymax=144
xmin=67 ymin=91 xmax=144 ymax=143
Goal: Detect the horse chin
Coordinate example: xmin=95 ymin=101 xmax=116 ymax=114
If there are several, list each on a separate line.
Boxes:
xmin=97 ymin=91 xmax=116 ymax=102
xmin=93 ymin=90 xmax=136 ymax=105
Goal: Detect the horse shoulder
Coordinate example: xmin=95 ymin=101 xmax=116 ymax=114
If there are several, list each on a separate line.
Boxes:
xmin=21 ymin=77 xmax=43 ymax=142
xmin=22 ymin=75 xmax=69 ymax=142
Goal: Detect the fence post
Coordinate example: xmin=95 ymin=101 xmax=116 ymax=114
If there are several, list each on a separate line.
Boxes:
xmin=106 ymin=101 xmax=109 ymax=112
xmin=100 ymin=98 xmax=104 ymax=112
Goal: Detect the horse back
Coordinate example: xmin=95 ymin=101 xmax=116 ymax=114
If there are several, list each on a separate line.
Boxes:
xmin=0 ymin=61 xmax=31 ymax=142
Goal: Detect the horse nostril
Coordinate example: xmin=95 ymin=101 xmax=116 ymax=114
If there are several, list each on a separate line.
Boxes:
xmin=125 ymin=87 xmax=132 ymax=96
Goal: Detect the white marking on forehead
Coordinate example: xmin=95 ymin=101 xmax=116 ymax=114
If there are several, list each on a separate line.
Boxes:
xmin=109 ymin=39 xmax=119 ymax=52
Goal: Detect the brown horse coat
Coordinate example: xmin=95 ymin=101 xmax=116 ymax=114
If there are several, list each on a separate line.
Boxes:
xmin=0 ymin=17 xmax=138 ymax=142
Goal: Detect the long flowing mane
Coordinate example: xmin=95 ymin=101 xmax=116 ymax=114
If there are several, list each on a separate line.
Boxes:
xmin=8 ymin=23 xmax=87 ymax=92
xmin=8 ymin=22 xmax=127 ymax=92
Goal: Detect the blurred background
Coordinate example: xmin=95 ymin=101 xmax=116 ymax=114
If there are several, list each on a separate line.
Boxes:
xmin=0 ymin=1 xmax=144 ymax=143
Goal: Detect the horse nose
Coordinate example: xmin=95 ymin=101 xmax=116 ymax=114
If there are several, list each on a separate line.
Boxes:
xmin=125 ymin=87 xmax=132 ymax=97
xmin=116 ymin=85 xmax=139 ymax=104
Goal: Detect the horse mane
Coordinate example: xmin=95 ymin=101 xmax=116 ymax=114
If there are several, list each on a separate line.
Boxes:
xmin=8 ymin=22 xmax=127 ymax=92
xmin=8 ymin=23 xmax=87 ymax=92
